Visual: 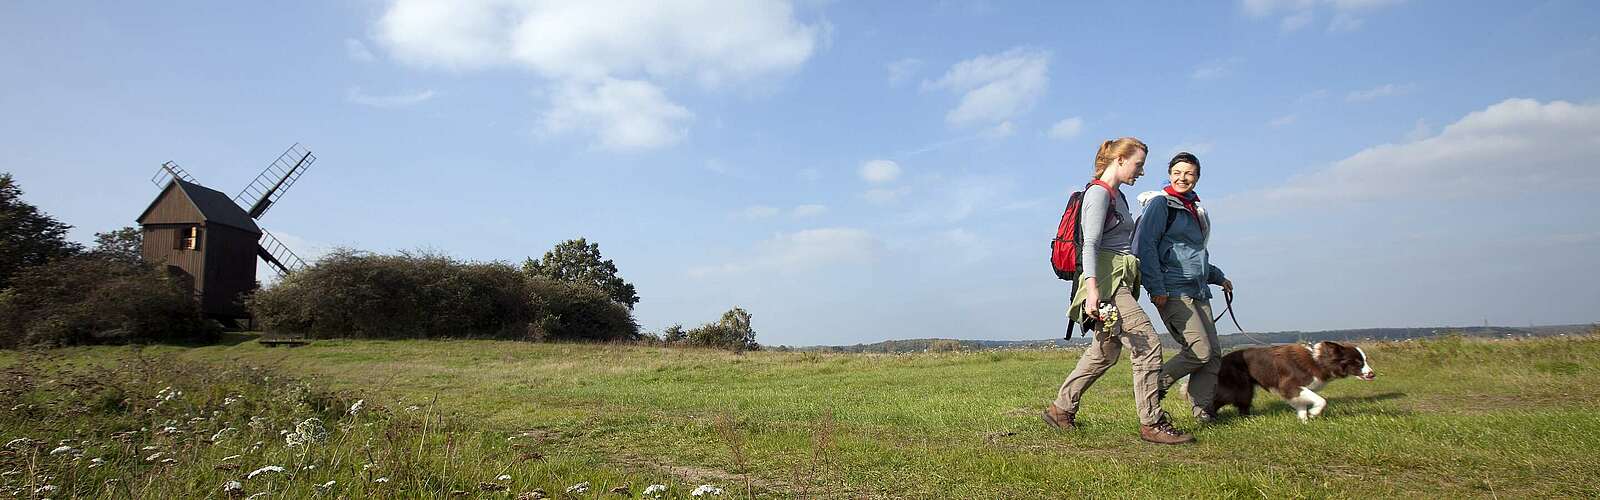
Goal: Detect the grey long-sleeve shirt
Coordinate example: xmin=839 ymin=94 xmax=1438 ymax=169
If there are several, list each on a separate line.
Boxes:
xmin=1079 ymin=184 xmax=1133 ymax=280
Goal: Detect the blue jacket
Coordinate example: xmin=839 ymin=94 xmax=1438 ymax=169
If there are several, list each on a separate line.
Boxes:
xmin=1133 ymin=190 xmax=1227 ymax=300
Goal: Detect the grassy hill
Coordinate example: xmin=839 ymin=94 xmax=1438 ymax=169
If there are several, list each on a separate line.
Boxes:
xmin=3 ymin=332 xmax=1598 ymax=498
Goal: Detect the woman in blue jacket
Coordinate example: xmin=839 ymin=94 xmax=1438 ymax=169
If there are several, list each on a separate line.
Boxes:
xmin=1134 ymin=152 xmax=1233 ymax=423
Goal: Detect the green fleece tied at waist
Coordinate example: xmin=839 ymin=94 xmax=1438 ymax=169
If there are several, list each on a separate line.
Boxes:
xmin=1067 ymin=251 xmax=1142 ymax=323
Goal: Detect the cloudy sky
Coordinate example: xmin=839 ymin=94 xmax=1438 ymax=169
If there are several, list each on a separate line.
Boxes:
xmin=4 ymin=1 xmax=1597 ymax=345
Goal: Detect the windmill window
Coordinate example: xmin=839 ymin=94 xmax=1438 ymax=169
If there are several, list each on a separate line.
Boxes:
xmin=175 ymin=227 xmax=202 ymax=251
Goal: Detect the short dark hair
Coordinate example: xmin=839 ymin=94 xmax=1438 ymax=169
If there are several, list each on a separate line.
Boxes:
xmin=1168 ymin=152 xmax=1201 ymax=176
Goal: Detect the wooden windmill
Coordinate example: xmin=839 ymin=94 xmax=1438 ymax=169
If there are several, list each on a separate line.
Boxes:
xmin=135 ymin=143 xmax=316 ymax=322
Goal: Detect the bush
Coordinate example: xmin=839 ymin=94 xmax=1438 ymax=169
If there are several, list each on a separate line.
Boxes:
xmin=250 ymin=250 xmax=638 ymax=342
xmin=0 ymin=256 xmax=215 ymax=348
xmin=683 ymin=307 xmax=760 ymax=352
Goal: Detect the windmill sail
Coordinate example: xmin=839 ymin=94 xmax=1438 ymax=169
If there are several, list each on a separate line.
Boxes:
xmin=234 ymin=143 xmax=315 ymax=220
xmin=150 ymin=161 xmax=197 ymax=188
xmin=256 ymin=229 xmax=307 ymax=277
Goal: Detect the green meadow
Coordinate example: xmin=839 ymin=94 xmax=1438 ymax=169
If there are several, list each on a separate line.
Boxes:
xmin=3 ymin=332 xmax=1598 ymax=498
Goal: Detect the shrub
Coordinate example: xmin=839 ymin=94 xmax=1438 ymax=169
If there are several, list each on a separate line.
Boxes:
xmin=685 ymin=307 xmax=760 ymax=352
xmin=0 ymin=256 xmax=215 ymax=348
xmin=250 ymin=250 xmax=638 ymax=342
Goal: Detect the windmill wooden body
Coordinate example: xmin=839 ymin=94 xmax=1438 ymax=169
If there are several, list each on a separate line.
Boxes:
xmin=135 ymin=144 xmax=315 ymax=323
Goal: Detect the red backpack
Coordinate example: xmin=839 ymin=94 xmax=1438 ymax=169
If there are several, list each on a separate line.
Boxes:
xmin=1050 ymin=180 xmax=1118 ymax=281
xmin=1051 ymin=180 xmax=1117 ymax=339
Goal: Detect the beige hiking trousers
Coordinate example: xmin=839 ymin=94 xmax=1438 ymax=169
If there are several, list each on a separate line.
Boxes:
xmin=1157 ymin=296 xmax=1220 ymax=418
xmin=1053 ymin=285 xmax=1165 ymax=426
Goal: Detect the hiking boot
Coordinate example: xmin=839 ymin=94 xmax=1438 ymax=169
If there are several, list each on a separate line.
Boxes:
xmin=1139 ymin=421 xmax=1195 ymax=445
xmin=1041 ymin=404 xmax=1077 ymax=430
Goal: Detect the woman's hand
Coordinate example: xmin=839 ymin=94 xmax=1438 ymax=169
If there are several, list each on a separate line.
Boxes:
xmin=1221 ymin=279 xmax=1234 ymax=293
xmin=1084 ymin=278 xmax=1101 ymax=318
xmin=1151 ymin=295 xmax=1168 ymax=308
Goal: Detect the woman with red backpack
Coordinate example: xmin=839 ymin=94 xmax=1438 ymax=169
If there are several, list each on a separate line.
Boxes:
xmin=1042 ymin=137 xmax=1195 ymax=445
xmin=1134 ymin=152 xmax=1233 ymax=423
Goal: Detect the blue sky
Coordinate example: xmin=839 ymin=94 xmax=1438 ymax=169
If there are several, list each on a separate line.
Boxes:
xmin=4 ymin=1 xmax=1598 ymax=346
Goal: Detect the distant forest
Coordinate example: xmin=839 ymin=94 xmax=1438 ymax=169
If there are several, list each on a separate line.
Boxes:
xmin=790 ymin=324 xmax=1597 ymax=353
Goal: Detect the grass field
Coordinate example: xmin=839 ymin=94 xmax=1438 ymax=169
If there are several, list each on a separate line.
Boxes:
xmin=3 ymin=332 xmax=1598 ymax=498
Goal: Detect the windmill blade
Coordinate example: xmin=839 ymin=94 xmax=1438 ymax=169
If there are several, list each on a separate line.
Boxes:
xmin=256 ymin=229 xmax=307 ymax=277
xmin=150 ymin=161 xmax=197 ymax=188
xmin=234 ymin=143 xmax=315 ymax=220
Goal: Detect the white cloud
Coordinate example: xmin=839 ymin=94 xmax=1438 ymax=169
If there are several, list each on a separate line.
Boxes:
xmin=688 ymin=227 xmax=879 ymax=278
xmin=345 ymin=38 xmax=376 ymax=62
xmin=372 ymin=0 xmax=820 ymax=148
xmin=886 ymin=58 xmax=923 ymax=86
xmin=1404 ymin=118 xmax=1431 ymax=142
xmin=540 ymin=78 xmax=693 ymax=150
xmin=736 ymin=205 xmax=781 ymax=220
xmin=859 ymin=159 xmax=902 ymax=184
xmin=981 ymin=121 xmax=1015 ymax=139
xmin=923 ymin=47 xmax=1050 ymax=127
xmin=863 ymin=187 xmax=911 ymax=204
xmin=1048 ymin=116 xmax=1084 ymax=140
xmin=1346 ymin=82 xmax=1416 ymax=102
xmin=346 ymin=87 xmax=436 ymax=108
xmin=1190 ymin=58 xmax=1241 ymax=81
xmin=1238 ymin=99 xmax=1600 ymax=206
xmin=1269 ymin=114 xmax=1298 ymax=127
xmin=1327 ymin=13 xmax=1364 ymax=32
xmin=1241 ymin=0 xmax=1403 ymax=33
xmin=793 ymin=204 xmax=827 ymax=217
xmin=377 ymin=0 xmax=818 ymax=84
xmin=1280 ymin=10 xmax=1314 ymax=32
xmin=505 ymin=0 xmax=818 ymax=87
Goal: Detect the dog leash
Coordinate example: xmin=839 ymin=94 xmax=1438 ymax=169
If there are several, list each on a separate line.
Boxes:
xmin=1213 ymin=288 xmax=1275 ymax=345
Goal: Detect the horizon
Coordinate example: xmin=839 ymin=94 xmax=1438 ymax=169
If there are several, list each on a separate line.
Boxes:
xmin=4 ymin=1 xmax=1598 ymax=345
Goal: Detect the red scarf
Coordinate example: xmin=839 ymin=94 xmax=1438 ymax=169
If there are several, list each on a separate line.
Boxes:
xmin=1164 ymin=185 xmax=1205 ymax=233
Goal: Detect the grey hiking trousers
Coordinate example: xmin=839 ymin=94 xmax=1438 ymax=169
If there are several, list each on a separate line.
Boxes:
xmin=1053 ymin=285 xmax=1165 ymax=426
xmin=1156 ymin=296 xmax=1220 ymax=417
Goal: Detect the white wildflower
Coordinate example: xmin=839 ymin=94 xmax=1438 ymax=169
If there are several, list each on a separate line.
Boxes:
xmin=691 ymin=485 xmax=724 ymax=496
xmin=224 ymin=395 xmax=242 ymax=406
xmin=317 ymin=480 xmax=336 ymax=489
xmin=284 ymin=418 xmax=327 ymax=447
xmin=302 ymin=464 xmax=316 ymax=470
xmin=222 ymin=481 xmax=244 ymax=494
xmin=161 ymin=458 xmax=177 ymax=464
xmin=643 ymin=484 xmax=669 ymax=496
xmin=211 ymin=427 xmax=237 ymax=442
xmin=362 ymin=463 xmax=376 ymax=471
xmin=405 ymin=405 xmax=420 ymax=412
xmin=372 ymin=477 xmax=390 ymax=483
xmin=140 ymin=445 xmax=158 ymax=451
xmin=88 ymin=458 xmax=105 ymax=468
xmin=3 ymin=438 xmax=31 ymax=449
xmin=49 ymin=446 xmax=76 ymax=455
xmin=145 ymin=452 xmax=163 ymax=462
xmin=496 ymin=474 xmax=511 ymax=481
xmin=221 ymin=454 xmax=241 ymax=462
xmin=35 ymin=485 xmax=58 ymax=494
xmin=566 ymin=482 xmax=590 ymax=494
xmin=347 ymin=399 xmax=364 ymax=416
xmin=246 ymin=465 xmax=285 ymax=479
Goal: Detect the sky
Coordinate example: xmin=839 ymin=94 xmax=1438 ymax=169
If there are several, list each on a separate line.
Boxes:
xmin=3 ymin=1 xmax=1598 ymax=346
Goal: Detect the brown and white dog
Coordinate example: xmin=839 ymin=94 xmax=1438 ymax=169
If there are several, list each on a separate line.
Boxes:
xmin=1207 ymin=341 xmax=1375 ymax=422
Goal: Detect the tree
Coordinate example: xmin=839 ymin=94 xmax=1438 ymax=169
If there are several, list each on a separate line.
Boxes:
xmin=90 ymin=226 xmax=143 ymax=265
xmin=522 ymin=238 xmax=639 ymax=309
xmin=0 ymin=173 xmax=81 ymax=289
